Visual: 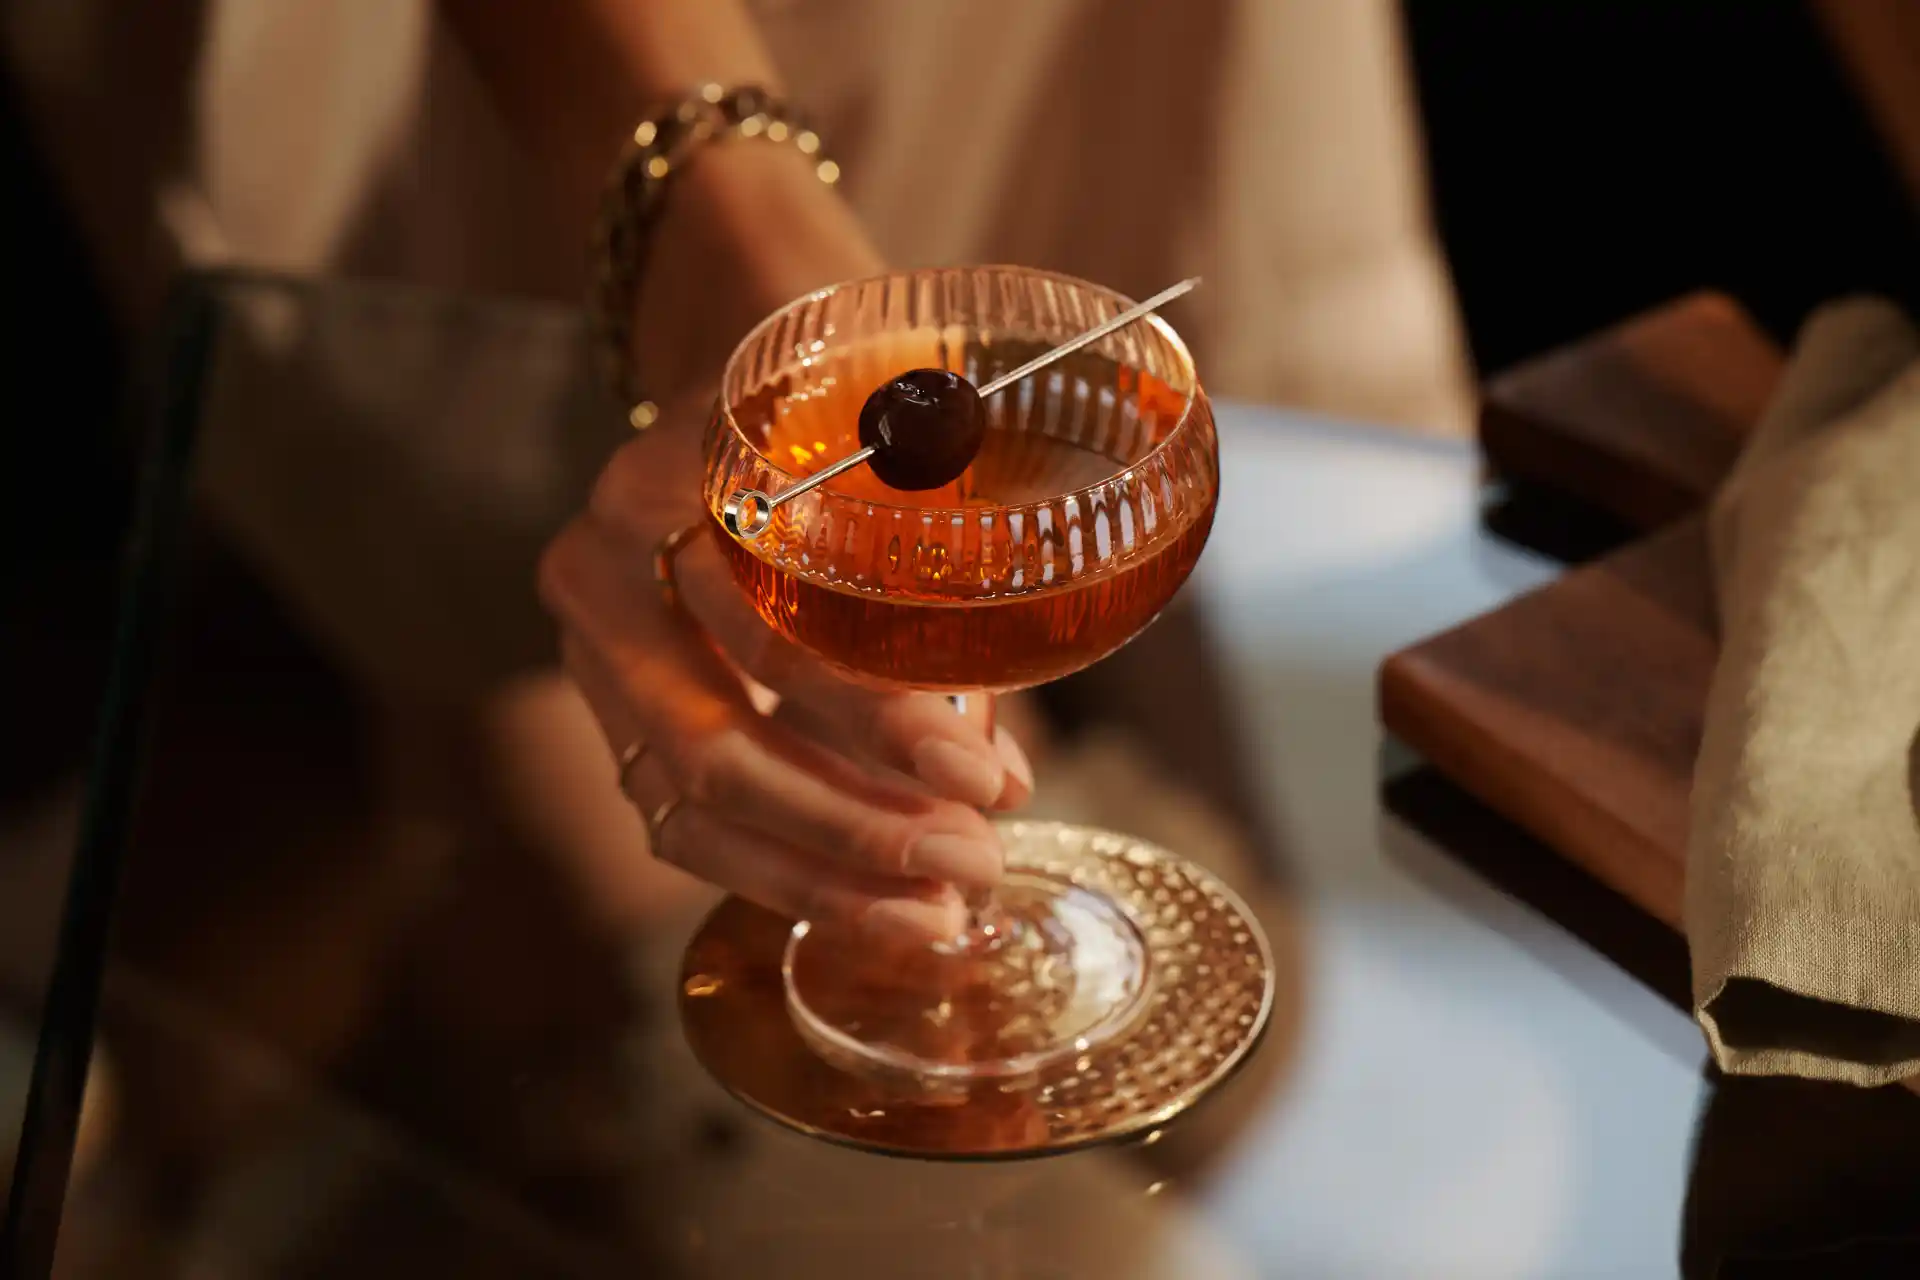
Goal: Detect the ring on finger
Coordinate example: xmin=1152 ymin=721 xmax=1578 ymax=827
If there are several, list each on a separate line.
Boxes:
xmin=653 ymin=522 xmax=702 ymax=610
xmin=615 ymin=739 xmax=649 ymax=799
xmin=645 ymin=794 xmax=685 ymax=857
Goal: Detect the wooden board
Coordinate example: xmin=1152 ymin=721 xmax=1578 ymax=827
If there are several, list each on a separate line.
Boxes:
xmin=1389 ymin=298 xmax=1920 ymax=1097
xmin=1480 ymin=291 xmax=1780 ymax=526
xmin=1382 ymin=294 xmax=1784 ymax=935
xmin=1380 ymin=522 xmax=1714 ymax=929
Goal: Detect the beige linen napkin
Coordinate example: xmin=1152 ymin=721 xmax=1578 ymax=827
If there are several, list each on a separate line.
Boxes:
xmin=1689 ymin=298 xmax=1920 ymax=1085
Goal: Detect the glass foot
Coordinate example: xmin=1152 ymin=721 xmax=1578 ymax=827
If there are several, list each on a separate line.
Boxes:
xmin=783 ymin=870 xmax=1151 ymax=1093
xmin=680 ymin=821 xmax=1276 ymax=1159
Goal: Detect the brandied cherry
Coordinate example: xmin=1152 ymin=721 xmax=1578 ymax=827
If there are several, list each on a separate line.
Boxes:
xmin=856 ymin=368 xmax=986 ymax=491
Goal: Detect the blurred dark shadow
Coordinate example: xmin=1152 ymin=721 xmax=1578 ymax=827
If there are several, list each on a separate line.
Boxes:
xmin=1682 ymin=1072 xmax=1920 ymax=1279
xmin=0 ymin=50 xmax=132 ymax=891
xmin=1908 ymin=724 xmax=1920 ymax=837
xmin=1 ymin=61 xmax=139 ymax=1263
xmin=1405 ymin=0 xmax=1920 ymax=374
xmin=1480 ymin=482 xmax=1638 ymax=568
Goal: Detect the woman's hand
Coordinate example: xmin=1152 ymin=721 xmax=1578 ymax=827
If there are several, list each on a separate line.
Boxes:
xmin=539 ymin=395 xmax=1033 ymax=943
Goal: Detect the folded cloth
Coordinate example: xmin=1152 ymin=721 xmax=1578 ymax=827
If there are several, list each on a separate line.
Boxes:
xmin=1688 ymin=298 xmax=1920 ymax=1085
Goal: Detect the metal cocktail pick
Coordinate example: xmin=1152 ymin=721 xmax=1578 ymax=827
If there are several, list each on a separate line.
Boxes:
xmin=722 ymin=277 xmax=1201 ymax=540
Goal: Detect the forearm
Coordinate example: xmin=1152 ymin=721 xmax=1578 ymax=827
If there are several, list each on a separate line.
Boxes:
xmin=437 ymin=0 xmax=783 ymax=230
xmin=439 ymin=0 xmax=882 ymax=400
xmin=631 ymin=135 xmax=882 ymax=404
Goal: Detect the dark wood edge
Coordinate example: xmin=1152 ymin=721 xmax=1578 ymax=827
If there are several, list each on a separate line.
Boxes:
xmin=1479 ymin=290 xmax=1783 ymax=531
xmin=1376 ymin=645 xmax=1686 ymax=931
xmin=1481 ymin=397 xmax=1706 ymax=531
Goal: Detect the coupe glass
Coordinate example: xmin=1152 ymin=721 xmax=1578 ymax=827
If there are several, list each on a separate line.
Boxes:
xmin=701 ymin=266 xmax=1219 ymax=1094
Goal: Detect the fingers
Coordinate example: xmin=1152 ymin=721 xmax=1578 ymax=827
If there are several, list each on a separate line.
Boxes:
xmin=768 ymin=696 xmax=1034 ymax=812
xmin=582 ymin=393 xmax=712 ymax=546
xmin=991 ymin=726 xmax=1035 ymax=809
xmin=638 ymin=786 xmax=968 ymax=945
xmin=545 ymin=528 xmax=1003 ymax=889
xmin=660 ymin=522 xmax=1031 ymax=810
xmin=670 ymin=715 xmax=1004 ymax=888
xmin=539 ymin=410 xmax=1043 ymax=936
xmin=581 ymin=419 xmax=1030 ymax=810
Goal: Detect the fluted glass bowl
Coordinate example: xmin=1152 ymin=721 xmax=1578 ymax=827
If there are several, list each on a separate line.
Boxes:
xmin=702 ymin=266 xmax=1218 ymax=694
xmin=700 ymin=266 xmax=1220 ymax=1091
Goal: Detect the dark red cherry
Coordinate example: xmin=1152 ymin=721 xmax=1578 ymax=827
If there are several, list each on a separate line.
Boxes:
xmin=856 ymin=368 xmax=985 ymax=491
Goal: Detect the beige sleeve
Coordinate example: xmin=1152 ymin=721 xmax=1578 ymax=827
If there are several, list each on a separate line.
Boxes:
xmin=1199 ymin=0 xmax=1474 ymax=435
xmin=762 ymin=0 xmax=1474 ymax=436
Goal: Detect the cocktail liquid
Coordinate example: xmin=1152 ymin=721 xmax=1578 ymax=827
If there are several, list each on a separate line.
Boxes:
xmin=716 ymin=349 xmax=1213 ymax=690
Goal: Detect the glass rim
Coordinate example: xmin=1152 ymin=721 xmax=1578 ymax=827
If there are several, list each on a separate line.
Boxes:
xmin=712 ymin=264 xmax=1203 ymax=517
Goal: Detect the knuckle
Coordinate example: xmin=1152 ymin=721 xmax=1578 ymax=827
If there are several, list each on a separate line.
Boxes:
xmin=670 ymin=726 xmax=744 ymax=808
xmin=587 ymin=437 xmax=668 ymax=545
xmin=798 ymin=879 xmax=859 ymax=929
xmin=586 ymin=440 xmax=642 ymax=520
xmin=649 ymin=809 xmax=688 ymax=867
xmin=867 ymin=696 xmax=941 ymax=766
xmin=845 ymin=693 xmax=891 ymax=752
xmin=846 ymin=817 xmax=916 ymax=878
xmin=739 ymin=622 xmax=787 ymax=685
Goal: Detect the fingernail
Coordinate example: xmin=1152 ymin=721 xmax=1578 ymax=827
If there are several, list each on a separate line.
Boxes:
xmin=907 ymin=832 xmax=1003 ymax=887
xmin=993 ymin=726 xmax=1034 ymax=807
xmin=861 ymin=895 xmax=965 ymax=944
xmin=912 ymin=738 xmax=1007 ymax=808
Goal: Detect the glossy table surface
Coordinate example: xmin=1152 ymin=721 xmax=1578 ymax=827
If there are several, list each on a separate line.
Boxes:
xmin=15 ymin=272 xmax=1889 ymax=1279
xmin=1190 ymin=409 xmax=1703 ymax=1276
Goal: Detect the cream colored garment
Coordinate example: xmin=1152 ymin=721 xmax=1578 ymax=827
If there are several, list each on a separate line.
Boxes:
xmin=4 ymin=0 xmax=1471 ymax=436
xmin=1689 ymin=298 xmax=1920 ymax=1086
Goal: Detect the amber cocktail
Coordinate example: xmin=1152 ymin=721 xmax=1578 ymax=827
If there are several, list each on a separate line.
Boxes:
xmin=715 ymin=351 xmax=1210 ymax=690
xmin=689 ymin=267 xmax=1267 ymax=1149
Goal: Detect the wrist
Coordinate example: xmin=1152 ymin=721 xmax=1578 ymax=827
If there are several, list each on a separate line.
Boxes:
xmin=633 ymin=138 xmax=884 ymax=404
xmin=442 ymin=0 xmax=790 ymax=235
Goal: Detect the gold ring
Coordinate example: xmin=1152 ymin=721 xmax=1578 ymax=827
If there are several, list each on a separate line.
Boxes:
xmin=645 ymin=795 xmax=684 ymax=855
xmin=615 ymin=740 xmax=649 ymax=799
xmin=652 ymin=522 xmax=702 ymax=610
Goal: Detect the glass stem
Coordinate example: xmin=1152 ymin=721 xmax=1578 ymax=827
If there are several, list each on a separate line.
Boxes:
xmin=947 ymin=693 xmax=1015 ymax=953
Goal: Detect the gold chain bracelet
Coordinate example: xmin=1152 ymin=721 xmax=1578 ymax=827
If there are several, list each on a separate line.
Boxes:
xmin=589 ymin=82 xmax=840 ymax=430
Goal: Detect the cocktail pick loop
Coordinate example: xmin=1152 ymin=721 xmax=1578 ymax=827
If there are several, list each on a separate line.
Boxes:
xmin=722 ymin=277 xmax=1201 ymax=540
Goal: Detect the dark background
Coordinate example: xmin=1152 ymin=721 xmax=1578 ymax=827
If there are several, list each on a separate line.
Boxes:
xmin=1404 ymin=0 xmax=1918 ymax=372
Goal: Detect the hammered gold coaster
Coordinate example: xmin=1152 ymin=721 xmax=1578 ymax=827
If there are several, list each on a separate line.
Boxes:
xmin=679 ymin=820 xmax=1274 ymax=1160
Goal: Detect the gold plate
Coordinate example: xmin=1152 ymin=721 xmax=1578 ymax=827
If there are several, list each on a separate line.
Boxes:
xmin=679 ymin=820 xmax=1274 ymax=1160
